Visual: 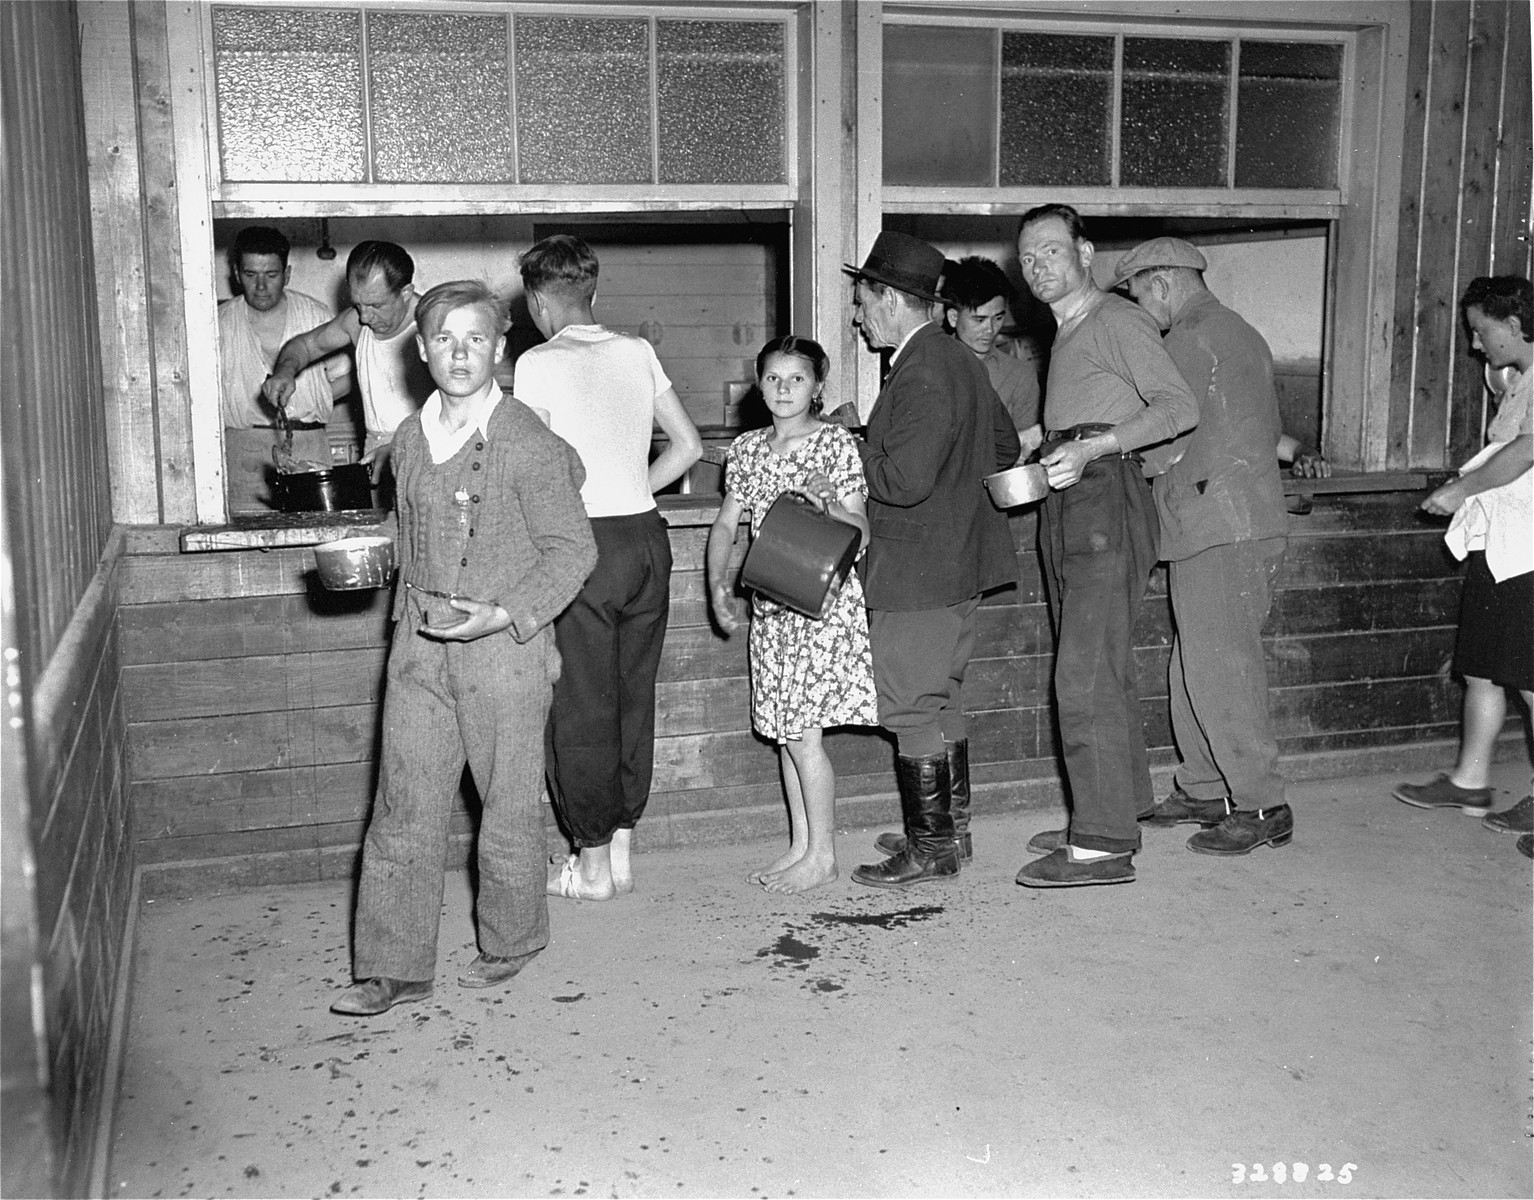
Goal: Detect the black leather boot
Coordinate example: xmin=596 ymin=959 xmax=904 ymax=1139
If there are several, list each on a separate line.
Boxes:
xmin=853 ymin=753 xmax=960 ymax=889
xmin=874 ymin=739 xmax=973 ymax=861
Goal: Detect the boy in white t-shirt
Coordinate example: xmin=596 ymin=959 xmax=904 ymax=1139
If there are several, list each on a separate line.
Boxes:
xmin=514 ymin=235 xmax=703 ymax=899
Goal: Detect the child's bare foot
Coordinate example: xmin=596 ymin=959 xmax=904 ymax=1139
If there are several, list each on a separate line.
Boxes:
xmin=746 ymin=846 xmax=804 ymax=884
xmin=610 ymin=829 xmax=634 ymax=894
xmin=761 ymin=853 xmax=838 ymax=894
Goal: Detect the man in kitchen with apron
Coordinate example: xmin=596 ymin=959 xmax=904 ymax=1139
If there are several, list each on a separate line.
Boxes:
xmin=217 ymin=225 xmax=343 ymax=512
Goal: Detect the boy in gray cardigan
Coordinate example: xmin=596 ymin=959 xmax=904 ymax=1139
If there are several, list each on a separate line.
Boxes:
xmin=332 ymin=281 xmax=596 ymax=1016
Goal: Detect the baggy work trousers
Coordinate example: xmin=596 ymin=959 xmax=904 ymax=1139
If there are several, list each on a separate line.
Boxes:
xmin=353 ymin=595 xmax=555 ymax=981
xmin=1167 ymin=536 xmax=1288 ymax=812
xmin=867 ymin=597 xmax=981 ymax=759
xmin=545 ymin=510 xmax=672 ymax=848
xmin=1038 ymin=455 xmax=1160 ymax=853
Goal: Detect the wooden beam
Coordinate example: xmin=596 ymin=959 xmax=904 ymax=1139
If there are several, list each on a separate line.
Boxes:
xmin=133 ymin=1 xmax=199 ymax=520
xmin=161 ymin=1 xmax=222 ymax=521
xmin=78 ymin=3 xmax=160 ymax=524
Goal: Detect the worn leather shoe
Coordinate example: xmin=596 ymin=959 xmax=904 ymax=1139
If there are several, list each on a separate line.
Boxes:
xmin=1026 ymin=827 xmax=1141 ymax=855
xmin=1187 ymin=805 xmax=1294 ymax=855
xmin=1481 ymin=795 xmax=1534 ymax=834
xmin=330 ymin=976 xmax=433 ymax=1016
xmin=1140 ymin=787 xmax=1231 ymax=827
xmin=1015 ymin=848 xmax=1135 ymax=888
xmin=458 ymin=950 xmax=540 ymax=989
xmin=851 ymin=847 xmax=959 ymax=890
xmin=1393 ymin=773 xmax=1494 ymax=815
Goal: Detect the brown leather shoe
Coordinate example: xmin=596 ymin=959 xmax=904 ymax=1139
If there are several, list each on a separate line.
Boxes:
xmin=1480 ymin=795 xmax=1534 ymax=834
xmin=458 ymin=950 xmax=540 ymax=989
xmin=1187 ymin=805 xmax=1294 ymax=855
xmin=1392 ymin=774 xmax=1494 ymax=815
xmin=851 ymin=846 xmax=960 ymax=889
xmin=330 ymin=976 xmax=433 ymax=1016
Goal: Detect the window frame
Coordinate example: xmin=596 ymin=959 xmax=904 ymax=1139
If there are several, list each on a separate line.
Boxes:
xmin=168 ymin=0 xmax=802 ymax=523
xmin=195 ymin=0 xmax=802 ymax=208
xmin=880 ymin=11 xmax=1356 ymax=218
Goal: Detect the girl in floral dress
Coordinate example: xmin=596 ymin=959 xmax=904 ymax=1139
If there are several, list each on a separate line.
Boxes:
xmin=706 ymin=336 xmax=879 ymax=893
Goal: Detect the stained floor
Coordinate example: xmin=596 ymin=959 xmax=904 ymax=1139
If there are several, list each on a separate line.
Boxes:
xmin=109 ymin=766 xmax=1533 ymax=1199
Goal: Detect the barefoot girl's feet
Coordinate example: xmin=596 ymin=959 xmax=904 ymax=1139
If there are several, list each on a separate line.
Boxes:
xmin=760 ymin=853 xmax=838 ymax=894
xmin=746 ymin=846 xmax=805 ymax=885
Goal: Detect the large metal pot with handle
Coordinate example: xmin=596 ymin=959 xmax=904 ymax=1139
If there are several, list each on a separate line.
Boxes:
xmin=276 ymin=462 xmax=373 ymax=513
xmin=739 ymin=492 xmax=860 ymax=618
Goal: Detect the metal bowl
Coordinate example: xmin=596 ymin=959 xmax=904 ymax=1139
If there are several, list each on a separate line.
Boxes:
xmin=982 ymin=462 xmax=1050 ymax=509
xmin=314 ymin=536 xmax=395 ymax=590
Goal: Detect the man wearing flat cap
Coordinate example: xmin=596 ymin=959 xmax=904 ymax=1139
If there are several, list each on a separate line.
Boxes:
xmin=1013 ymin=205 xmax=1198 ymax=888
xmin=845 ymin=231 xmax=1022 ymax=889
xmin=1116 ymin=236 xmax=1295 ymax=857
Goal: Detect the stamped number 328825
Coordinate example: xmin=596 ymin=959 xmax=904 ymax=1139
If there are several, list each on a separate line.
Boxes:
xmin=1232 ymin=1162 xmax=1357 ymax=1184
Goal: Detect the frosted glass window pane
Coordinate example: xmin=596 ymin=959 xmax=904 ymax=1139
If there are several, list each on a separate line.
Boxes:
xmin=1121 ymin=38 xmax=1230 ymax=188
xmin=999 ymin=33 xmax=1113 ymax=187
xmin=1236 ymin=42 xmax=1343 ymax=188
xmin=515 ymin=17 xmax=651 ymax=184
xmin=212 ymin=6 xmax=364 ymax=182
xmin=657 ymin=21 xmax=784 ymax=184
xmin=883 ymin=25 xmax=997 ymax=187
xmin=368 ymin=12 xmax=513 ymax=183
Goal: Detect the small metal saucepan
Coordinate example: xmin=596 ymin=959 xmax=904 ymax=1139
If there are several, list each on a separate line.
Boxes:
xmin=314 ymin=536 xmax=396 ymax=590
xmin=982 ymin=462 xmax=1050 ymax=509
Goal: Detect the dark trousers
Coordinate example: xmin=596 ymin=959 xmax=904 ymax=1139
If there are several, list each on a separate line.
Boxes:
xmin=353 ymin=595 xmax=554 ymax=981
xmin=868 ymin=597 xmax=982 ymax=758
xmin=1038 ymin=456 xmax=1159 ymax=853
xmin=1168 ymin=537 xmax=1287 ymax=811
xmin=546 ymin=510 xmax=672 ymax=848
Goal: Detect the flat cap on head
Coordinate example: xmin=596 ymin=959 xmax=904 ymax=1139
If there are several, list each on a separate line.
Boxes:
xmin=844 ymin=231 xmax=947 ymax=303
xmin=1111 ymin=236 xmax=1208 ymax=288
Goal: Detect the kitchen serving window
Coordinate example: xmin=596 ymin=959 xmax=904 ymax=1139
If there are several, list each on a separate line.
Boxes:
xmin=207 ymin=4 xmax=790 ymax=195
xmin=883 ymin=18 xmax=1348 ymax=210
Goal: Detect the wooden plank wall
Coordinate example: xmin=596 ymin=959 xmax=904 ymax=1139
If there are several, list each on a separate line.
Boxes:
xmin=597 ymin=243 xmax=777 ymax=429
xmin=1389 ymin=0 xmax=1534 ymax=470
xmin=1 ymin=3 xmax=135 ymax=1196
xmin=119 ymin=493 xmax=1462 ymax=891
xmin=2 ymin=2 xmax=116 ymax=672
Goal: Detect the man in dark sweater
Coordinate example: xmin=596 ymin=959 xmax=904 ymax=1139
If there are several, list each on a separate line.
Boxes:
xmin=332 ymin=281 xmax=596 ymax=1016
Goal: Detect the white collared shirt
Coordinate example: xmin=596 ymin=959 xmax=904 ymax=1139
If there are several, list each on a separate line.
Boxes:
xmin=420 ymin=384 xmax=504 ymax=464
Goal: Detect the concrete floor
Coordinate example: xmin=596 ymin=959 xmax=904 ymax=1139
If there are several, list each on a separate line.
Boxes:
xmin=108 ymin=766 xmax=1532 ymax=1200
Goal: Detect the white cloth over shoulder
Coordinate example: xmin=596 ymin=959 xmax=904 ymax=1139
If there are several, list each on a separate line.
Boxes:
xmin=218 ymin=291 xmax=335 ymax=427
xmin=1443 ymin=365 xmax=1533 ymax=582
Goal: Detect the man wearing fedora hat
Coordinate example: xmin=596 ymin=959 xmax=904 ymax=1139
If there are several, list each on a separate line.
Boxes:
xmin=1113 ymin=236 xmax=1295 ymax=857
xmin=845 ymin=231 xmax=1021 ymax=889
xmin=1013 ymin=205 xmax=1198 ymax=889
